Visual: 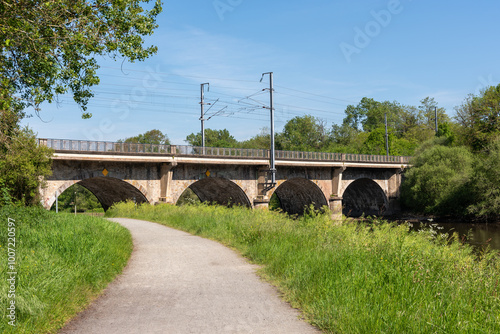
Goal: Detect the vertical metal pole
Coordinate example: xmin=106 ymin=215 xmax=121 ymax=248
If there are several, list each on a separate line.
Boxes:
xmin=434 ymin=106 xmax=438 ymax=133
xmin=269 ymin=72 xmax=276 ymax=185
xmin=74 ymin=190 xmax=77 ymax=215
xmin=200 ymin=83 xmax=209 ymax=150
xmin=260 ymin=72 xmax=276 ymax=187
xmin=385 ymin=113 xmax=389 ymax=157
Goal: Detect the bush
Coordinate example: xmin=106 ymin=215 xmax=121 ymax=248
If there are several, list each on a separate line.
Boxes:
xmin=402 ymin=142 xmax=474 ymax=215
xmin=0 ymin=127 xmax=52 ymax=206
xmin=468 ymin=139 xmax=500 ymax=219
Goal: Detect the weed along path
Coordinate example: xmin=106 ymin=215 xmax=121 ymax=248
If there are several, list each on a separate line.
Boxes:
xmin=60 ymin=218 xmax=319 ymax=334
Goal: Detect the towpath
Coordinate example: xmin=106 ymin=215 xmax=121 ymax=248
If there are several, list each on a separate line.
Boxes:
xmin=60 ymin=218 xmax=319 ymax=334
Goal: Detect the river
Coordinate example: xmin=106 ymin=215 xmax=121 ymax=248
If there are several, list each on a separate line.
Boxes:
xmin=408 ymin=220 xmax=500 ymax=253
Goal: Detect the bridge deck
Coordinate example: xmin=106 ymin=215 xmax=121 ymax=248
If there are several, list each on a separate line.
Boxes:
xmin=39 ymin=138 xmax=410 ymax=168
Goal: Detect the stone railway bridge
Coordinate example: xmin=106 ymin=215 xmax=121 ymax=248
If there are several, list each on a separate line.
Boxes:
xmin=39 ymin=139 xmax=410 ymax=217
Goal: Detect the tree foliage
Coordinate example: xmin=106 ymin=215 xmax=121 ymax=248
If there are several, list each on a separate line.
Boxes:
xmin=329 ymin=97 xmax=449 ymax=155
xmin=359 ymin=127 xmax=415 ymax=156
xmin=0 ymin=0 xmax=162 ymax=118
xmin=468 ymin=138 xmax=500 ymax=219
xmin=401 ymin=141 xmax=474 ymax=216
xmin=0 ymin=0 xmax=162 ymax=206
xmin=345 ymin=98 xmax=397 ymax=132
xmin=0 ymin=127 xmax=53 ymax=206
xmin=239 ymin=127 xmax=270 ymax=149
xmin=185 ymin=128 xmax=238 ymax=148
xmin=119 ymin=129 xmax=170 ymax=145
xmin=276 ymin=115 xmax=328 ymax=151
xmin=455 ymin=84 xmax=500 ymax=152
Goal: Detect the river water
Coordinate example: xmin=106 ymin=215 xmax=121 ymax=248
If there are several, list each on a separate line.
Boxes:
xmin=409 ymin=220 xmax=500 ymax=253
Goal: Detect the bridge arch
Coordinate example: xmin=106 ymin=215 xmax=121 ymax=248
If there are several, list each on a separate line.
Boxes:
xmin=272 ymin=178 xmax=328 ymax=215
xmin=47 ymin=177 xmax=150 ymax=211
xmin=341 ymin=178 xmax=388 ymax=217
xmin=178 ymin=177 xmax=251 ymax=208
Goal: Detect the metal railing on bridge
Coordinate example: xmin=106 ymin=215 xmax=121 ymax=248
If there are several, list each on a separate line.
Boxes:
xmin=38 ymin=138 xmax=411 ymax=164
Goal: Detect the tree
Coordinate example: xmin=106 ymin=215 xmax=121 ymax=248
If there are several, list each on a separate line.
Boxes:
xmin=417 ymin=97 xmax=450 ymax=131
xmin=330 ymin=123 xmax=360 ymax=147
xmin=276 ymin=115 xmax=328 ymax=151
xmin=436 ymin=122 xmax=455 ymax=144
xmin=239 ymin=127 xmax=270 ymax=149
xmin=0 ymin=1 xmax=161 ymax=205
xmin=401 ymin=140 xmax=474 ymax=216
xmin=455 ymin=84 xmax=500 ymax=152
xmin=119 ymin=129 xmax=170 ymax=145
xmin=359 ymin=127 xmax=416 ymax=156
xmin=360 ymin=127 xmax=391 ymax=155
xmin=468 ymin=138 xmax=500 ymax=220
xmin=0 ymin=127 xmax=53 ymax=206
xmin=343 ymin=98 xmax=406 ymax=133
xmin=185 ymin=129 xmax=238 ymax=148
xmin=337 ymin=97 xmax=450 ymax=156
xmin=0 ymin=0 xmax=162 ymax=119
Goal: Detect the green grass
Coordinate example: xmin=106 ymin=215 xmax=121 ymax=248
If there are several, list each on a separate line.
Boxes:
xmin=107 ymin=202 xmax=500 ymax=333
xmin=0 ymin=206 xmax=132 ymax=333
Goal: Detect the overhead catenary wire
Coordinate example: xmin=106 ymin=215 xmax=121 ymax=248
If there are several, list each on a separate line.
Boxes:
xmin=42 ymin=69 xmax=354 ymax=136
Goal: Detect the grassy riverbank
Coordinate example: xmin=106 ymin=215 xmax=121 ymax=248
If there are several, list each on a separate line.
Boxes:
xmin=0 ymin=206 xmax=132 ymax=333
xmin=107 ymin=202 xmax=500 ymax=333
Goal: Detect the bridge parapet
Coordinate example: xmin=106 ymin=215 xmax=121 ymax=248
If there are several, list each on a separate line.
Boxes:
xmin=38 ymin=138 xmax=411 ymax=164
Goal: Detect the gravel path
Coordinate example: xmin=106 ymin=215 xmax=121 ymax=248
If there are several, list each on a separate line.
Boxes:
xmin=60 ymin=218 xmax=320 ymax=334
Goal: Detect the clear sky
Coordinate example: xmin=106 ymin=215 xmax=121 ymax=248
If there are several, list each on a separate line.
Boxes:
xmin=22 ymin=0 xmax=500 ymax=145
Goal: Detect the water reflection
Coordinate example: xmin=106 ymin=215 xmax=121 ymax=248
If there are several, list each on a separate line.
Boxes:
xmin=413 ymin=221 xmax=500 ymax=253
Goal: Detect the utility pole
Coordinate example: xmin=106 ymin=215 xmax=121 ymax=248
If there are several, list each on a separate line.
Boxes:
xmin=200 ymin=83 xmax=209 ymax=149
xmin=384 ymin=113 xmax=389 ymax=157
xmin=434 ymin=106 xmax=438 ymax=133
xmin=260 ymin=72 xmax=276 ymax=188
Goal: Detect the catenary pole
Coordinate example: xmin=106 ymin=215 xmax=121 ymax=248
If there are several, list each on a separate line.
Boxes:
xmin=385 ymin=113 xmax=389 ymax=157
xmin=435 ymin=106 xmax=438 ymax=133
xmin=261 ymin=72 xmax=276 ymax=186
xmin=200 ymin=83 xmax=209 ymax=149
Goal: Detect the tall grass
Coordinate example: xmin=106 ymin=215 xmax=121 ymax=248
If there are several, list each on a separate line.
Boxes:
xmin=107 ymin=202 xmax=500 ymax=333
xmin=0 ymin=206 xmax=132 ymax=333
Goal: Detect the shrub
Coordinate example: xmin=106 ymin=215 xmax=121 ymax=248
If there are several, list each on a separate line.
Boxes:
xmin=468 ymin=139 xmax=500 ymax=219
xmin=401 ymin=143 xmax=474 ymax=215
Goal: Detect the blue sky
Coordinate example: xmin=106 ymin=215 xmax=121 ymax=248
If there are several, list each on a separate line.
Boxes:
xmin=23 ymin=0 xmax=500 ymax=145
